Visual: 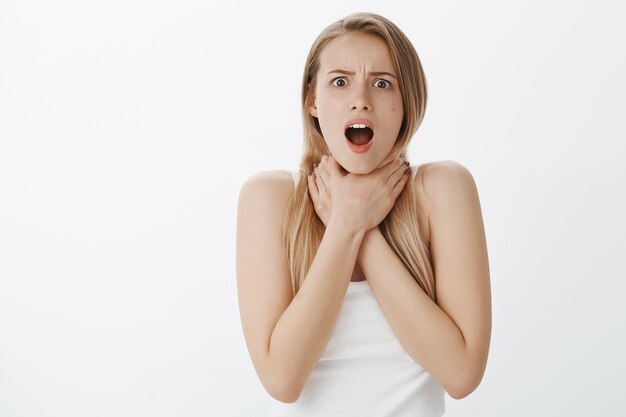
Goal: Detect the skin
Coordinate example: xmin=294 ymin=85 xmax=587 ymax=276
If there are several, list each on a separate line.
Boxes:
xmin=236 ymin=30 xmax=491 ymax=403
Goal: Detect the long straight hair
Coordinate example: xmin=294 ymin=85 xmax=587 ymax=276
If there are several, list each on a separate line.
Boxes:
xmin=283 ymin=12 xmax=436 ymax=302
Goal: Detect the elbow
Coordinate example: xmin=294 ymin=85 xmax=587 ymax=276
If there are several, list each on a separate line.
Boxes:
xmin=268 ymin=381 xmax=302 ymax=404
xmin=264 ymin=369 xmax=303 ymax=403
xmin=446 ymin=366 xmax=485 ymax=400
xmin=447 ymin=383 xmax=475 ymax=400
xmin=261 ymin=351 xmax=305 ymax=403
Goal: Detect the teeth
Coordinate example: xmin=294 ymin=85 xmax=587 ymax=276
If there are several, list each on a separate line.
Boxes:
xmin=349 ymin=123 xmax=368 ymax=128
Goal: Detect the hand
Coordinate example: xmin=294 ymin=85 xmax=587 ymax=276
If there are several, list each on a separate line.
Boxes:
xmin=307 ymin=154 xmax=411 ymax=233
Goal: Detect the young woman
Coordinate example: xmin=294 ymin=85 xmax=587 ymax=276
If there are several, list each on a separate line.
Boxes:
xmin=236 ymin=12 xmax=491 ymax=416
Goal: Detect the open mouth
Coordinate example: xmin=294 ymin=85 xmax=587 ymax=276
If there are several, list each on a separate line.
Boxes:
xmin=345 ymin=125 xmax=374 ymax=145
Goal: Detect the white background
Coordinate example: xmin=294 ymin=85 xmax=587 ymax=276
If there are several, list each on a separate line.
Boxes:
xmin=1 ymin=1 xmax=625 ymax=416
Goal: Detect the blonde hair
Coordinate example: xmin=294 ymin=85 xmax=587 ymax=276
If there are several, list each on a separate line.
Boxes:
xmin=282 ymin=12 xmax=436 ymax=302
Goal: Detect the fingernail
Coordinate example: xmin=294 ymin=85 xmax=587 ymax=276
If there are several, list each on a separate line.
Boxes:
xmin=403 ymin=160 xmax=410 ymax=167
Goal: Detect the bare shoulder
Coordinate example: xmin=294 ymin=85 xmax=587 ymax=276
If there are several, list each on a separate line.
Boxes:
xmin=240 ymin=169 xmax=296 ymax=201
xmin=238 ymin=169 xmax=299 ymax=221
xmin=413 ymin=160 xmax=476 ymax=199
xmin=412 ymin=160 xmax=478 ymax=243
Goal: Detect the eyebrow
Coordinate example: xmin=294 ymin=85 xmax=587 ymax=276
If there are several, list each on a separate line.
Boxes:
xmin=327 ymin=69 xmax=397 ymax=80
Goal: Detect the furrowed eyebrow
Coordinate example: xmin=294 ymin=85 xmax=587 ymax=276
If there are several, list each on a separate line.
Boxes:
xmin=327 ymin=69 xmax=397 ymax=80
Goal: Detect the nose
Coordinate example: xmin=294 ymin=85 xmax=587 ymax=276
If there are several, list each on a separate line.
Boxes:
xmin=350 ymin=81 xmax=371 ymax=112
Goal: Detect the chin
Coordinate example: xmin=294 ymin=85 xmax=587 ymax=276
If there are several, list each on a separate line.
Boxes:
xmin=348 ymin=167 xmax=371 ymax=175
xmin=338 ymin=159 xmax=375 ymax=175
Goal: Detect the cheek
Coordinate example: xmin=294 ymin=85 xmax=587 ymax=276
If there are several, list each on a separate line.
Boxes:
xmin=318 ymin=97 xmax=336 ymax=114
xmin=317 ymin=96 xmax=340 ymax=120
xmin=392 ymin=101 xmax=404 ymax=122
xmin=316 ymin=95 xmax=330 ymax=115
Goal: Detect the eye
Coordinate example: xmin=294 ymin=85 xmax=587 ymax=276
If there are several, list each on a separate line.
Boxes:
xmin=331 ymin=77 xmax=347 ymax=87
xmin=374 ymin=79 xmax=392 ymax=89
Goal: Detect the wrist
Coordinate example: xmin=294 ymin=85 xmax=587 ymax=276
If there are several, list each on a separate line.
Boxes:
xmin=326 ymin=215 xmax=367 ymax=241
xmin=327 ymin=211 xmax=368 ymax=237
xmin=356 ymin=227 xmax=382 ymax=265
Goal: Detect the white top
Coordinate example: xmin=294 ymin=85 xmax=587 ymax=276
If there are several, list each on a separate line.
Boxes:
xmin=267 ymin=166 xmax=445 ymax=417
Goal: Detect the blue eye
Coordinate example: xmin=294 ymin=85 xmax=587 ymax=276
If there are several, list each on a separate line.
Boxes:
xmin=375 ymin=79 xmax=391 ymax=89
xmin=331 ymin=77 xmax=347 ymax=87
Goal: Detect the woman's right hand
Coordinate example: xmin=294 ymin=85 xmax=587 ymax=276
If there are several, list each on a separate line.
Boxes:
xmin=308 ymin=154 xmax=411 ymax=234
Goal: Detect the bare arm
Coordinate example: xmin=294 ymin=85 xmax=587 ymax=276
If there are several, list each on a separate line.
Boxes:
xmin=355 ymin=161 xmax=491 ymax=399
xmin=236 ymin=171 xmax=364 ymax=403
xmin=269 ymin=217 xmax=364 ymax=402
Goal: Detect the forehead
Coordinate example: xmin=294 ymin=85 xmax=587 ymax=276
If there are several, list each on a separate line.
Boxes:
xmin=318 ymin=31 xmax=394 ymax=71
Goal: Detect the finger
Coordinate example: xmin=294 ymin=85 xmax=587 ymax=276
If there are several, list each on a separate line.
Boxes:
xmin=325 ymin=155 xmax=343 ymax=177
xmin=307 ymin=172 xmax=319 ymax=201
xmin=382 ymin=157 xmax=407 ymax=182
xmin=390 ymin=162 xmax=411 ymax=184
xmin=318 ymin=155 xmax=331 ymax=177
xmin=392 ymin=165 xmax=411 ymax=194
xmin=316 ymin=162 xmax=331 ymax=188
xmin=314 ymin=166 xmax=327 ymax=195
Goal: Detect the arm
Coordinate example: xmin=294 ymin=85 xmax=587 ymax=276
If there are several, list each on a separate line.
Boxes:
xmin=269 ymin=218 xmax=364 ymax=401
xmin=356 ymin=161 xmax=492 ymax=399
xmin=236 ymin=172 xmax=364 ymax=403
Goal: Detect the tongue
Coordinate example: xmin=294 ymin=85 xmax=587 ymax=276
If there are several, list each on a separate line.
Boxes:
xmin=346 ymin=127 xmax=373 ymax=145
